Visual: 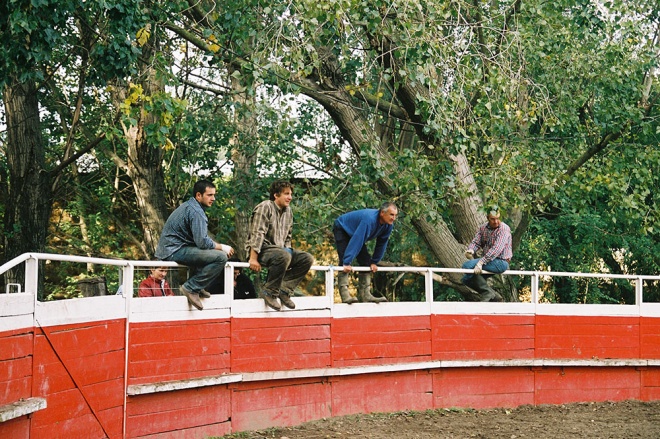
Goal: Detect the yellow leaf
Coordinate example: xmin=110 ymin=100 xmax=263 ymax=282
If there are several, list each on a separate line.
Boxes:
xmin=136 ymin=27 xmax=151 ymax=47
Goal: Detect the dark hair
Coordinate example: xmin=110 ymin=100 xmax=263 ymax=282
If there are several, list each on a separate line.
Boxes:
xmin=379 ymin=202 xmax=398 ymax=213
xmin=269 ymin=180 xmax=293 ymax=201
xmin=193 ymin=180 xmax=215 ymax=198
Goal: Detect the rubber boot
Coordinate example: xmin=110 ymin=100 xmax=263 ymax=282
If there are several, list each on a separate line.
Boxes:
xmin=357 ymin=272 xmax=387 ymax=303
xmin=472 ymin=275 xmax=503 ymax=302
xmin=337 ymin=272 xmax=357 ymax=304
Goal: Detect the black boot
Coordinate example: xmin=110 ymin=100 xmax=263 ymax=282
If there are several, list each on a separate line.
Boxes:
xmin=471 ymin=275 xmax=503 ymax=302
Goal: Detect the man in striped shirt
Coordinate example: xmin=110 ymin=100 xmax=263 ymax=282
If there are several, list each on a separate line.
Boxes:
xmin=461 ymin=208 xmax=512 ymax=301
xmin=247 ymin=181 xmax=314 ymax=311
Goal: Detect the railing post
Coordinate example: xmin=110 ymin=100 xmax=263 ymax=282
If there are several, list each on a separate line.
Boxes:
xmin=425 ymin=269 xmax=434 ymax=303
xmin=25 ymin=256 xmax=39 ymax=310
xmin=636 ymin=276 xmax=644 ymax=305
xmin=531 ymin=272 xmax=539 ymax=304
xmin=326 ymin=267 xmax=335 ymax=308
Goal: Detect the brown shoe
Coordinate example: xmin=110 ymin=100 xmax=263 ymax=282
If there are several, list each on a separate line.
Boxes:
xmin=279 ymin=292 xmax=296 ymax=309
xmin=198 ymin=289 xmax=211 ymax=299
xmin=262 ymin=292 xmax=281 ymax=311
xmin=180 ymin=286 xmax=204 ymax=310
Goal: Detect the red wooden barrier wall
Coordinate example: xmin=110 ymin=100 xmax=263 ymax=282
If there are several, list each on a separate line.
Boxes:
xmin=2 ymin=311 xmax=660 ymax=438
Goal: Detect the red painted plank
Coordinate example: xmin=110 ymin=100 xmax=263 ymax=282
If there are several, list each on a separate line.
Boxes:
xmin=42 ymin=320 xmax=125 ymax=359
xmin=536 ymin=335 xmax=640 ymax=359
xmin=435 ymin=337 xmax=535 ymax=350
xmin=0 ymin=356 xmax=32 ymax=382
xmin=82 ymin=378 xmax=125 ymax=411
xmin=536 ymin=315 xmax=638 ymax=326
xmin=232 ymin=317 xmax=331 ymax=330
xmin=232 ymin=339 xmax=330 ymax=358
xmin=232 ymin=352 xmax=331 ymax=372
xmin=127 ymin=421 xmax=232 ymax=439
xmin=31 ymin=388 xmax=90 ymax=426
xmin=128 ymin=354 xmax=231 ymax=384
xmin=33 ymin=334 xmax=60 ymax=365
xmin=65 ymin=349 xmax=125 ymax=386
xmin=333 ymin=329 xmax=430 ymax=345
xmin=433 ymin=323 xmax=535 ymax=339
xmin=130 ymin=320 xmax=230 ymax=345
xmin=432 ymin=368 xmax=535 ymax=409
xmin=536 ymin=322 xmax=639 ymax=337
xmin=231 ymin=380 xmax=332 ymax=431
xmin=0 ymin=333 xmax=33 ymax=361
xmin=331 ymin=371 xmax=433 ymax=417
xmin=31 ymin=413 xmax=106 ymax=439
xmin=332 ymin=340 xmax=432 ymax=361
xmin=232 ymin=324 xmax=330 ymax=344
xmin=641 ymin=368 xmax=660 ymax=387
xmin=96 ymin=405 xmax=124 ymax=439
xmin=535 ymin=367 xmax=640 ymax=404
xmin=0 ymin=376 xmax=31 ymax=405
xmin=126 ymin=385 xmax=231 ymax=416
xmin=33 ymin=360 xmax=76 ymax=395
xmin=432 ymin=314 xmax=535 ymax=327
xmin=126 ymin=388 xmax=231 ymax=437
xmin=333 ymin=315 xmax=431 ymax=333
xmin=0 ymin=416 xmax=29 ymax=439
xmin=129 ymin=337 xmax=230 ymax=362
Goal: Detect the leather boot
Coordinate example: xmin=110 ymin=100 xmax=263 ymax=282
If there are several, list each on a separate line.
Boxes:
xmin=357 ymin=272 xmax=387 ymax=303
xmin=337 ymin=272 xmax=357 ymax=304
xmin=472 ymin=275 xmax=503 ymax=302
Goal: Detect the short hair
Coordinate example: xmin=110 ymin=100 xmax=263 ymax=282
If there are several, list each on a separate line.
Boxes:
xmin=379 ymin=202 xmax=398 ymax=213
xmin=487 ymin=206 xmax=500 ymax=218
xmin=193 ymin=180 xmax=215 ymax=198
xmin=269 ymin=180 xmax=293 ymax=201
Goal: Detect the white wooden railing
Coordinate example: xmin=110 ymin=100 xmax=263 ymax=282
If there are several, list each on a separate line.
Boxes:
xmin=2 ymin=252 xmax=660 ymax=307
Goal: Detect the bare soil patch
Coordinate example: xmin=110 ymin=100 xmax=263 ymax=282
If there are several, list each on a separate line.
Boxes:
xmin=218 ymin=400 xmax=660 ymax=438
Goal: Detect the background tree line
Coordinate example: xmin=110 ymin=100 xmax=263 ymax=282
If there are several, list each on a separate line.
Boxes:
xmin=1 ymin=0 xmax=659 ymax=303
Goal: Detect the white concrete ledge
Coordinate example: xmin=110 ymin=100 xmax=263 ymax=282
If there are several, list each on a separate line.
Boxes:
xmin=0 ymin=397 xmax=47 ymax=422
xmin=241 ymin=358 xmax=654 ymax=382
xmin=127 ymin=373 xmax=242 ymax=395
xmin=126 ymin=358 xmax=660 ymax=395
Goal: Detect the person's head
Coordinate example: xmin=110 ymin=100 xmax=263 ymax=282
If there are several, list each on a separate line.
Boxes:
xmin=149 ymin=267 xmax=168 ymax=280
xmin=193 ymin=180 xmax=216 ymax=208
xmin=487 ymin=208 xmax=501 ymax=229
xmin=378 ymin=202 xmax=398 ymax=225
xmin=269 ymin=180 xmax=293 ymax=209
xmin=228 ymin=256 xmax=243 ymax=279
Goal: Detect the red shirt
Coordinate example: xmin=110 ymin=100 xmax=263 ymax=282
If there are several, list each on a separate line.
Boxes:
xmin=138 ymin=276 xmax=174 ymax=297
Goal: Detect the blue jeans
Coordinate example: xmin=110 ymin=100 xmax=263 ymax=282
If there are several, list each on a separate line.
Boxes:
xmin=461 ymin=258 xmax=509 ymax=283
xmin=166 ymin=247 xmax=228 ymax=292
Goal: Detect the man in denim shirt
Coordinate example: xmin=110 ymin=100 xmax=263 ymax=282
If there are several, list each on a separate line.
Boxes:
xmin=155 ymin=180 xmax=234 ymax=310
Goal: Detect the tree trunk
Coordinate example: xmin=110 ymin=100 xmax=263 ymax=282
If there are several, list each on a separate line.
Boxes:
xmin=228 ymin=69 xmax=259 ymax=261
xmin=113 ymin=32 xmax=169 ymax=258
xmin=2 ymin=78 xmax=52 ymax=293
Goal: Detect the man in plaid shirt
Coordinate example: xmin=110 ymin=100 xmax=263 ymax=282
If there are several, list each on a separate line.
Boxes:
xmin=461 ymin=207 xmax=512 ymax=301
xmin=247 ymin=181 xmax=314 ymax=311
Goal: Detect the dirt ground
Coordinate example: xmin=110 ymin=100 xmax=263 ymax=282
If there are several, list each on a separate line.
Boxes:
xmin=217 ymin=400 xmax=660 ymax=439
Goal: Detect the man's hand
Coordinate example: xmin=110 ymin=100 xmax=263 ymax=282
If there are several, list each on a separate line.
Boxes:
xmin=249 ymin=257 xmax=261 ymax=272
xmin=370 ymin=263 xmax=378 ymax=272
xmin=474 ymin=260 xmax=484 ymax=275
xmin=465 ymin=249 xmax=474 ymax=259
xmin=220 ymin=244 xmax=234 ymax=257
xmin=343 ymin=265 xmax=353 ymax=272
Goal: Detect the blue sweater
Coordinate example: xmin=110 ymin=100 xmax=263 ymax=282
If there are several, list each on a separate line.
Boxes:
xmin=334 ymin=209 xmax=393 ymax=265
